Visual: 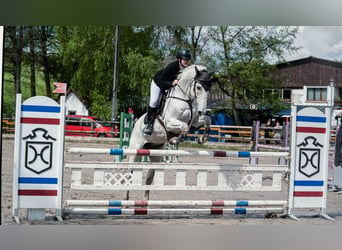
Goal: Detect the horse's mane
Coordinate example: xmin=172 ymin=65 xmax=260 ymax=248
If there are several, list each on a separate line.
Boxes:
xmin=178 ymin=65 xmax=207 ymax=86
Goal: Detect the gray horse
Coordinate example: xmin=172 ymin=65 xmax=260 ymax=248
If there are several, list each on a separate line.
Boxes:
xmin=125 ymin=65 xmax=215 ymax=200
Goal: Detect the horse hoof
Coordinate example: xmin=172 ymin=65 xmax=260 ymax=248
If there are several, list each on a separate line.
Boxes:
xmin=169 ymin=137 xmax=178 ymax=145
xmin=170 ymin=134 xmax=185 ymax=145
xmin=198 ymin=136 xmax=209 ymax=144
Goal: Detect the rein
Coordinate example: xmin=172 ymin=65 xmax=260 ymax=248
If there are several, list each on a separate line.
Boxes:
xmin=168 ymin=79 xmax=195 ymax=125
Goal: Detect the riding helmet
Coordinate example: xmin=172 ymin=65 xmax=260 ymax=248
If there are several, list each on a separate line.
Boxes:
xmin=176 ymin=48 xmax=192 ymax=60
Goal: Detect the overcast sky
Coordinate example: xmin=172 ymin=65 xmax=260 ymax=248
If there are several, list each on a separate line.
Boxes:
xmin=284 ymin=26 xmax=342 ymax=62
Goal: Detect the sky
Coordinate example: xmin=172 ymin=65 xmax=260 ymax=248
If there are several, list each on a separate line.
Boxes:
xmin=284 ymin=26 xmax=342 ymax=62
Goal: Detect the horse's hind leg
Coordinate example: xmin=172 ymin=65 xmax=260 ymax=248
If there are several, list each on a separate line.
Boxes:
xmin=122 ymin=154 xmax=138 ymax=200
xmin=144 ymin=169 xmax=155 ymax=200
xmin=123 ymin=190 xmax=129 ymax=200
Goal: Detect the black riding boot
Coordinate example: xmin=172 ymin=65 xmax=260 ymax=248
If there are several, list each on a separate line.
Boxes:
xmin=143 ymin=106 xmax=157 ymax=135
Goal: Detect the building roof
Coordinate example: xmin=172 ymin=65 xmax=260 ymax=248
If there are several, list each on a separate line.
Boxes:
xmin=276 ymin=56 xmax=342 ymax=69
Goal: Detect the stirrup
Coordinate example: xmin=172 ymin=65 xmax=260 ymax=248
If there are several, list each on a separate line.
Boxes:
xmin=143 ymin=123 xmax=153 ymax=135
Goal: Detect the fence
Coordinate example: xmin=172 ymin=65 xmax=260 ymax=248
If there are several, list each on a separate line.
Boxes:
xmin=2 ymin=118 xmax=15 ymax=133
xmin=2 ymin=118 xmax=121 ymax=137
xmin=4 ymin=117 xmax=338 ymax=145
xmin=64 ymin=149 xmax=290 ymax=217
xmin=186 ymin=125 xmax=253 ymax=143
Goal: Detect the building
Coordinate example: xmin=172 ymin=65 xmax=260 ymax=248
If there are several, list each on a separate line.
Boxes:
xmin=276 ymin=56 xmax=342 ymax=127
xmin=275 ymin=56 xmax=342 ymax=105
xmin=65 ymin=91 xmax=89 ymax=116
xmin=207 ymin=56 xmax=342 ymax=125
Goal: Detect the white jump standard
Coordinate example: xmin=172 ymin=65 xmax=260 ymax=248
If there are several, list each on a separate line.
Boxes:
xmin=12 ymin=94 xmax=65 ymax=223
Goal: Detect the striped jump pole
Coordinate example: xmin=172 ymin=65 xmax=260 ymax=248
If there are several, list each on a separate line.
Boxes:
xmin=65 ymin=200 xmax=288 ymax=207
xmin=63 ymin=207 xmax=284 ymax=216
xmin=256 ymin=144 xmax=289 ymax=151
xmin=66 ymin=147 xmax=289 ymax=158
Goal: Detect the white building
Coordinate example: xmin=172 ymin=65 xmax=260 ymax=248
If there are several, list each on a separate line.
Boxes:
xmin=65 ymin=91 xmax=89 ymax=116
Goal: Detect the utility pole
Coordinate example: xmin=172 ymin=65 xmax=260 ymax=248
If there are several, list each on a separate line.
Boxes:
xmin=111 ymin=26 xmax=120 ymax=121
xmin=0 ymin=26 xmax=4 ymax=225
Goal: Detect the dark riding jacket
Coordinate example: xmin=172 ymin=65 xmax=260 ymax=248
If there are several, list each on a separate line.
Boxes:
xmin=153 ymin=61 xmax=181 ymax=90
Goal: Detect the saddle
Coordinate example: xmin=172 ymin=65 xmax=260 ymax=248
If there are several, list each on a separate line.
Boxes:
xmin=144 ymin=89 xmax=168 ymax=124
xmin=156 ymin=89 xmax=168 ymax=115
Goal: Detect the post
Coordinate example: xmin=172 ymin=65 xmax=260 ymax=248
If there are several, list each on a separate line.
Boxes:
xmin=250 ymin=120 xmax=259 ymax=164
xmin=331 ymin=79 xmax=342 ymax=191
xmin=111 ymin=26 xmax=120 ymax=121
xmin=0 ymin=26 xmax=4 ymax=225
xmin=118 ymin=112 xmax=133 ymax=161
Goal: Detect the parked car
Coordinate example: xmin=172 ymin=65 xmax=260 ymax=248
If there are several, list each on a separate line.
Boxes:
xmin=65 ymin=115 xmax=116 ymax=137
xmin=94 ymin=117 xmax=120 ymax=137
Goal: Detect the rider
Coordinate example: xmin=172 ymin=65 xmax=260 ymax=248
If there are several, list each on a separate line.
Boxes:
xmin=143 ymin=48 xmax=192 ymax=135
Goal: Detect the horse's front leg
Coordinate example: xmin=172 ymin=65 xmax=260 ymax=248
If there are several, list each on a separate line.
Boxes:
xmin=165 ymin=118 xmax=189 ymax=145
xmin=194 ymin=115 xmax=211 ymax=144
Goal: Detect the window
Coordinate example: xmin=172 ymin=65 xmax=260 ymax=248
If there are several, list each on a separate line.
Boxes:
xmin=282 ymin=89 xmax=291 ymax=100
xmin=66 ymin=117 xmax=81 ymax=126
xmin=307 ymin=87 xmax=327 ymax=101
xmin=81 ymin=118 xmax=91 ymax=127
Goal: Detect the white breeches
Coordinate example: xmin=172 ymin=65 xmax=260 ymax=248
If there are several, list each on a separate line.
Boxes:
xmin=149 ymin=80 xmax=161 ymax=108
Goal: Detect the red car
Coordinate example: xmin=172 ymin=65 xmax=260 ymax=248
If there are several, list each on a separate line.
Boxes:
xmin=65 ymin=115 xmax=115 ymax=137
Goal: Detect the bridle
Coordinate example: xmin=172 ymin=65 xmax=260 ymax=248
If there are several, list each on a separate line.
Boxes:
xmin=166 ymin=77 xmax=208 ymax=126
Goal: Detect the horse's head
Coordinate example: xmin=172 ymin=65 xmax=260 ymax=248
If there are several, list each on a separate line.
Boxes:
xmin=192 ymin=66 xmax=215 ymax=115
xmin=174 ymin=65 xmax=216 ymax=117
xmin=194 ymin=66 xmax=215 ymax=92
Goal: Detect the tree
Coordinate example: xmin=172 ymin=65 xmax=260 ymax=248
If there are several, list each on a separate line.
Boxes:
xmin=151 ymin=26 xmax=209 ymax=64
xmin=5 ymin=26 xmax=25 ymax=94
xmin=27 ymin=26 xmax=37 ymax=96
xmin=39 ymin=26 xmax=56 ymax=97
xmin=4 ymin=26 xmax=58 ymax=105
xmin=188 ymin=26 xmax=209 ymax=63
xmin=151 ymin=26 xmax=189 ymax=61
xmin=3 ymin=25 xmax=299 ymax=123
xmin=56 ymin=26 xmax=160 ymax=119
xmin=205 ymin=26 xmax=299 ymax=125
xmin=56 ymin=26 xmax=115 ymax=113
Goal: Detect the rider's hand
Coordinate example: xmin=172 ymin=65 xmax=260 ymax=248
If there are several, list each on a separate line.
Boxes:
xmin=172 ymin=79 xmax=179 ymax=86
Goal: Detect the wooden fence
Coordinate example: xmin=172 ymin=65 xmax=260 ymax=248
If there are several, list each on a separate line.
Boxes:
xmin=2 ymin=118 xmax=337 ymax=144
xmin=186 ymin=125 xmax=253 ymax=143
xmin=2 ymin=118 xmax=15 ymax=133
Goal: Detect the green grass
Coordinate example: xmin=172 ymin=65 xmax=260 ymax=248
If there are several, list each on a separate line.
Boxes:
xmin=3 ymin=63 xmax=55 ymax=118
